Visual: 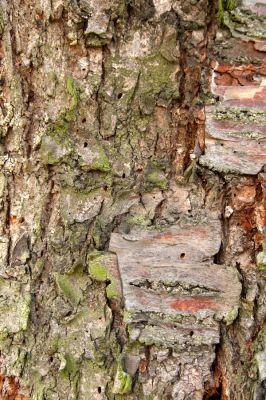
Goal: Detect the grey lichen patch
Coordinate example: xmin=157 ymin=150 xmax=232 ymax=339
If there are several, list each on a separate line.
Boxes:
xmin=40 ymin=75 xmax=78 ymax=165
xmin=40 ymin=132 xmax=74 ymax=165
xmin=0 ymin=5 xmax=4 ymax=37
xmin=225 ymin=130 xmax=264 ymax=140
xmin=90 ymin=144 xmax=111 ymax=172
xmin=60 ymin=187 xmax=103 ymax=224
xmin=84 ymin=10 xmax=112 ymax=47
xmin=126 ymin=215 xmax=151 ymax=227
xmin=214 ymin=108 xmax=266 ymax=124
xmin=54 ymin=269 xmax=85 ymax=307
xmin=222 ymin=305 xmax=239 ymax=325
xmin=86 ymin=32 xmax=112 ymax=47
xmin=160 ymin=28 xmax=179 ymax=63
xmin=199 ymin=153 xmax=246 ymax=175
xmin=79 ymin=360 xmax=110 ymax=399
xmin=31 ymin=257 xmax=45 ymax=279
xmin=0 ymin=172 xmax=6 ymax=209
xmin=31 ymin=370 xmax=45 ymax=400
xmin=228 ymin=7 xmax=266 ymax=39
xmin=257 ymin=238 xmax=266 ymax=271
xmin=59 ymin=352 xmax=79 ymax=378
xmin=66 ymin=76 xmax=78 ymax=112
xmin=77 ymin=140 xmax=111 ymax=172
xmin=0 ymin=278 xmax=31 ymax=341
xmin=55 ymin=273 xmax=82 ymax=306
xmin=222 ymin=4 xmax=266 ymax=39
xmin=138 ymin=54 xmax=179 ymax=113
xmin=257 ymin=251 xmax=266 ymax=271
xmin=0 ymin=236 xmax=9 ymax=271
xmin=145 ymin=158 xmax=169 ymax=190
xmin=250 ymin=324 xmax=266 ymax=396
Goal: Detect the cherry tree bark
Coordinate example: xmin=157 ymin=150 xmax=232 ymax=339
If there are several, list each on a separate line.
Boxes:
xmin=0 ymin=0 xmax=265 ymax=399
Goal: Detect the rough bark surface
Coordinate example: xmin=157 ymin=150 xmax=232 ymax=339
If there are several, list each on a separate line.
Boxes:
xmin=0 ymin=0 xmax=265 ymax=399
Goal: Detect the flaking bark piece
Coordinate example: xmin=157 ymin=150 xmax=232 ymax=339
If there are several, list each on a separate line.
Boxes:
xmin=110 ymin=219 xmax=241 ymax=347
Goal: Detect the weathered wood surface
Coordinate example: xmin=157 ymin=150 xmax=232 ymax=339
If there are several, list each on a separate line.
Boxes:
xmin=110 ymin=217 xmax=222 ymax=263
xmin=200 ymin=105 xmax=266 ymax=175
xmin=200 ymin=4 xmax=266 ymax=176
xmin=110 ymin=218 xmax=241 ymax=347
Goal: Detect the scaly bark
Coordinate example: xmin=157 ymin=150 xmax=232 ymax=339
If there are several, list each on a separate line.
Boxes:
xmin=0 ymin=0 xmax=265 ymax=399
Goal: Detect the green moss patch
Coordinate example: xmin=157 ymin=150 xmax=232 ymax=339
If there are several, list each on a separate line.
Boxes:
xmin=112 ymin=364 xmax=132 ymax=394
xmin=88 ymin=253 xmax=121 ymax=300
xmin=218 ymin=0 xmax=237 ymax=25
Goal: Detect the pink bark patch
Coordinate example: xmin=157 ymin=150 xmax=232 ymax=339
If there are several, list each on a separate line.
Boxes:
xmin=170 ymin=298 xmax=218 ymax=312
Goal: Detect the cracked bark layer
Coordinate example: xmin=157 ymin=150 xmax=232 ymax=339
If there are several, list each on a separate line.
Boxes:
xmin=0 ymin=0 xmax=265 ymax=399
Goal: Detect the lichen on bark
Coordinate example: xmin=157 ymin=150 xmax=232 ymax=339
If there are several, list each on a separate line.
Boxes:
xmin=0 ymin=0 xmax=265 ymax=399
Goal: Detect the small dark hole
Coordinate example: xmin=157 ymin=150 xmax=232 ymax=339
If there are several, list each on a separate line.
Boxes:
xmin=122 ymin=173 xmax=126 ymax=178
xmin=180 ymin=253 xmax=185 ymax=259
xmin=50 ymin=357 xmax=54 ymax=363
xmin=220 ymin=143 xmax=224 ymax=146
xmin=97 ymin=387 xmax=101 ymax=394
xmin=233 ymin=193 xmax=236 ymax=197
xmin=206 ymin=394 xmax=221 ymax=400
xmin=104 ymin=185 xmax=108 ymax=191
xmin=190 ymin=331 xmax=194 ymax=336
xmin=82 ymin=68 xmax=86 ymax=71
xmin=117 ymin=92 xmax=123 ymax=99
xmin=82 ymin=118 xmax=86 ymax=123
xmin=84 ymin=142 xmax=88 ymax=148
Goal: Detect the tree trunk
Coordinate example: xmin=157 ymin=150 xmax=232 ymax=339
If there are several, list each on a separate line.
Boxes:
xmin=0 ymin=0 xmax=265 ymax=399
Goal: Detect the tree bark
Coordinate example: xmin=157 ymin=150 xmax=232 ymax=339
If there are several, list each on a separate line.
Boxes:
xmin=0 ymin=0 xmax=265 ymax=399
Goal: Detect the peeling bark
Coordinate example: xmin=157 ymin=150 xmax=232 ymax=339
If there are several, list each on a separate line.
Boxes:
xmin=0 ymin=0 xmax=265 ymax=399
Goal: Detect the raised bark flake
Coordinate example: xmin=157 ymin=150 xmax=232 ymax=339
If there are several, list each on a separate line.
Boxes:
xmin=0 ymin=0 xmax=265 ymax=399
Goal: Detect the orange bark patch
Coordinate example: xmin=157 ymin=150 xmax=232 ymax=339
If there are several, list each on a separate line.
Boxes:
xmin=139 ymin=359 xmax=147 ymax=374
xmin=170 ymin=297 xmax=217 ymax=312
xmin=10 ymin=216 xmax=24 ymax=226
xmin=0 ymin=374 xmax=28 ymax=400
xmin=153 ymin=232 xmax=174 ymax=241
